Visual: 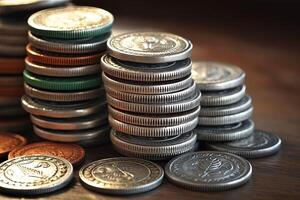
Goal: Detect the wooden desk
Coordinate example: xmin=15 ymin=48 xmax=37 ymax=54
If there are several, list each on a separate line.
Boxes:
xmin=1 ymin=17 xmax=299 ymax=200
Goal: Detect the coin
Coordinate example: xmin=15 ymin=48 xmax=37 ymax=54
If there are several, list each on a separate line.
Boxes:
xmin=102 ymin=72 xmax=193 ymax=94
xmin=0 ymin=75 xmax=23 ymax=86
xmin=79 ymin=157 xmax=164 ymax=195
xmin=25 ymin=57 xmax=101 ymax=77
xmin=0 ymin=155 xmax=73 ymax=195
xmin=200 ymin=95 xmax=252 ymax=116
xmin=0 ymin=43 xmax=25 ymax=57
xmin=0 ymin=58 xmax=24 ymax=74
xmin=0 ymin=86 xmax=23 ymax=97
xmin=109 ymin=115 xmax=198 ymax=137
xmin=198 ymin=106 xmax=253 ymax=126
xmin=101 ymin=54 xmax=192 ymax=82
xmin=0 ymin=96 xmax=20 ymax=106
xmin=21 ymin=95 xmax=106 ymax=118
xmin=0 ymin=34 xmax=27 ymax=46
xmin=200 ymin=85 xmax=246 ymax=106
xmin=0 ymin=19 xmax=27 ymax=36
xmin=0 ymin=132 xmax=27 ymax=158
xmin=8 ymin=142 xmax=85 ymax=166
xmin=29 ymin=31 xmax=110 ymax=54
xmin=195 ymin=120 xmax=254 ymax=141
xmin=165 ymin=151 xmax=252 ymax=191
xmin=111 ymin=130 xmax=197 ymax=160
xmin=107 ymin=32 xmax=192 ymax=63
xmin=28 ymin=6 xmax=113 ymax=39
xmin=106 ymin=89 xmax=201 ymax=114
xmin=24 ymin=83 xmax=105 ymax=102
xmin=207 ymin=129 xmax=282 ymax=158
xmin=192 ymin=61 xmax=245 ymax=91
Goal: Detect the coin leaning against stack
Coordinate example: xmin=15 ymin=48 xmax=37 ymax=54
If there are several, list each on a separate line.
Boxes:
xmin=21 ymin=6 xmax=114 ymax=146
xmin=101 ymin=32 xmax=201 ymax=160
xmin=0 ymin=0 xmax=70 ymax=133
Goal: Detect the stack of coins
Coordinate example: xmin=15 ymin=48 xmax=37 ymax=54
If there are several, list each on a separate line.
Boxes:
xmin=102 ymin=32 xmax=201 ymax=160
xmin=0 ymin=0 xmax=70 ymax=132
xmin=21 ymin=6 xmax=114 ymax=146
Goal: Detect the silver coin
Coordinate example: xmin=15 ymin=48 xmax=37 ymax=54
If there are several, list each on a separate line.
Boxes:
xmin=101 ymin=54 xmax=192 ymax=82
xmin=109 ymin=115 xmax=198 ymax=137
xmin=33 ymin=125 xmax=110 ymax=143
xmin=22 ymin=95 xmax=106 ymax=118
xmin=106 ymin=89 xmax=201 ymax=114
xmin=165 ymin=151 xmax=252 ymax=191
xmin=29 ymin=31 xmax=110 ymax=54
xmin=198 ymin=106 xmax=253 ymax=126
xmin=111 ymin=130 xmax=197 ymax=160
xmin=0 ymin=43 xmax=25 ymax=57
xmin=105 ymin=82 xmax=196 ymax=104
xmin=200 ymin=85 xmax=246 ymax=106
xmin=24 ymin=83 xmax=105 ymax=102
xmin=79 ymin=157 xmax=164 ymax=195
xmin=102 ymin=72 xmax=193 ymax=94
xmin=207 ymin=129 xmax=282 ymax=158
xmin=195 ymin=120 xmax=254 ymax=141
xmin=108 ymin=105 xmax=200 ymax=127
xmin=31 ymin=113 xmax=107 ymax=130
xmin=200 ymin=95 xmax=252 ymax=116
xmin=192 ymin=61 xmax=245 ymax=91
xmin=0 ymin=155 xmax=73 ymax=195
xmin=25 ymin=57 xmax=101 ymax=77
xmin=107 ymin=32 xmax=192 ymax=63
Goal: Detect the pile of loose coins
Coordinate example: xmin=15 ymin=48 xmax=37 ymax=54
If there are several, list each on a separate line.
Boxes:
xmin=21 ymin=6 xmax=114 ymax=146
xmin=101 ymin=32 xmax=201 ymax=160
xmin=0 ymin=0 xmax=70 ymax=132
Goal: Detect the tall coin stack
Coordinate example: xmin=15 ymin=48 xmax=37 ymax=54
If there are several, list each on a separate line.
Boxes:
xmin=0 ymin=0 xmax=70 ymax=133
xmin=21 ymin=6 xmax=114 ymax=146
xmin=102 ymin=32 xmax=201 ymax=160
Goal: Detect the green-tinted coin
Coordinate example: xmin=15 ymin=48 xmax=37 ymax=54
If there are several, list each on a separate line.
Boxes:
xmin=23 ymin=70 xmax=102 ymax=91
xmin=28 ymin=6 xmax=114 ymax=39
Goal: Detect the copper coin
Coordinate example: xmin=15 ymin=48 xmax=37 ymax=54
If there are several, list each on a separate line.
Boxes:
xmin=0 ymin=86 xmax=23 ymax=96
xmin=26 ymin=44 xmax=103 ymax=66
xmin=0 ymin=58 xmax=24 ymax=74
xmin=0 ymin=132 xmax=27 ymax=158
xmin=8 ymin=142 xmax=85 ymax=166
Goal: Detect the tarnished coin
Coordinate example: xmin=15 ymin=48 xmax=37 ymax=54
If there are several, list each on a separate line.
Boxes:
xmin=109 ymin=115 xmax=198 ymax=137
xmin=192 ymin=61 xmax=245 ymax=91
xmin=8 ymin=142 xmax=85 ymax=166
xmin=102 ymin=72 xmax=193 ymax=95
xmin=79 ymin=157 xmax=164 ymax=195
xmin=107 ymin=32 xmax=192 ymax=63
xmin=101 ymin=54 xmax=192 ymax=82
xmin=22 ymin=95 xmax=106 ymax=118
xmin=200 ymin=85 xmax=246 ymax=106
xmin=207 ymin=130 xmax=282 ymax=158
xmin=165 ymin=151 xmax=252 ymax=191
xmin=0 ymin=155 xmax=73 ymax=195
xmin=200 ymin=95 xmax=252 ymax=116
xmin=195 ymin=120 xmax=254 ymax=141
xmin=28 ymin=6 xmax=114 ymax=39
xmin=198 ymin=106 xmax=253 ymax=126
xmin=111 ymin=130 xmax=197 ymax=160
xmin=0 ymin=132 xmax=27 ymax=158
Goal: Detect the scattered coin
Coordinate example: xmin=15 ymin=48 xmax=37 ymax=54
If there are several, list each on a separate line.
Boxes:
xmin=0 ymin=132 xmax=27 ymax=158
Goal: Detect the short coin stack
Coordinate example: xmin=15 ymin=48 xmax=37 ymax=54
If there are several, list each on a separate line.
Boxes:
xmin=0 ymin=0 xmax=70 ymax=132
xmin=102 ymin=32 xmax=201 ymax=160
xmin=21 ymin=6 xmax=114 ymax=146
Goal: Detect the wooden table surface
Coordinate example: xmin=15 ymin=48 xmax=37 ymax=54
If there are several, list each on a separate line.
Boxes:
xmin=1 ymin=17 xmax=300 ymax=200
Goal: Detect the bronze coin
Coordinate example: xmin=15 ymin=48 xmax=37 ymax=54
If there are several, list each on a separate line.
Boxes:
xmin=8 ymin=142 xmax=85 ymax=166
xmin=0 ymin=132 xmax=27 ymax=158
xmin=0 ymin=58 xmax=25 ymax=74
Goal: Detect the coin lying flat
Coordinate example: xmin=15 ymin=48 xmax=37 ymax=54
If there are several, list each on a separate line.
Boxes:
xmin=0 ymin=155 xmax=73 ymax=195
xmin=165 ymin=151 xmax=252 ymax=191
xmin=192 ymin=61 xmax=245 ymax=91
xmin=0 ymin=132 xmax=27 ymax=158
xmin=107 ymin=32 xmax=192 ymax=63
xmin=28 ymin=6 xmax=113 ymax=39
xmin=111 ymin=130 xmax=197 ymax=160
xmin=101 ymin=54 xmax=192 ymax=82
xmin=195 ymin=120 xmax=254 ymax=141
xmin=207 ymin=130 xmax=282 ymax=158
xmin=8 ymin=142 xmax=85 ymax=166
xmin=79 ymin=157 xmax=164 ymax=195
